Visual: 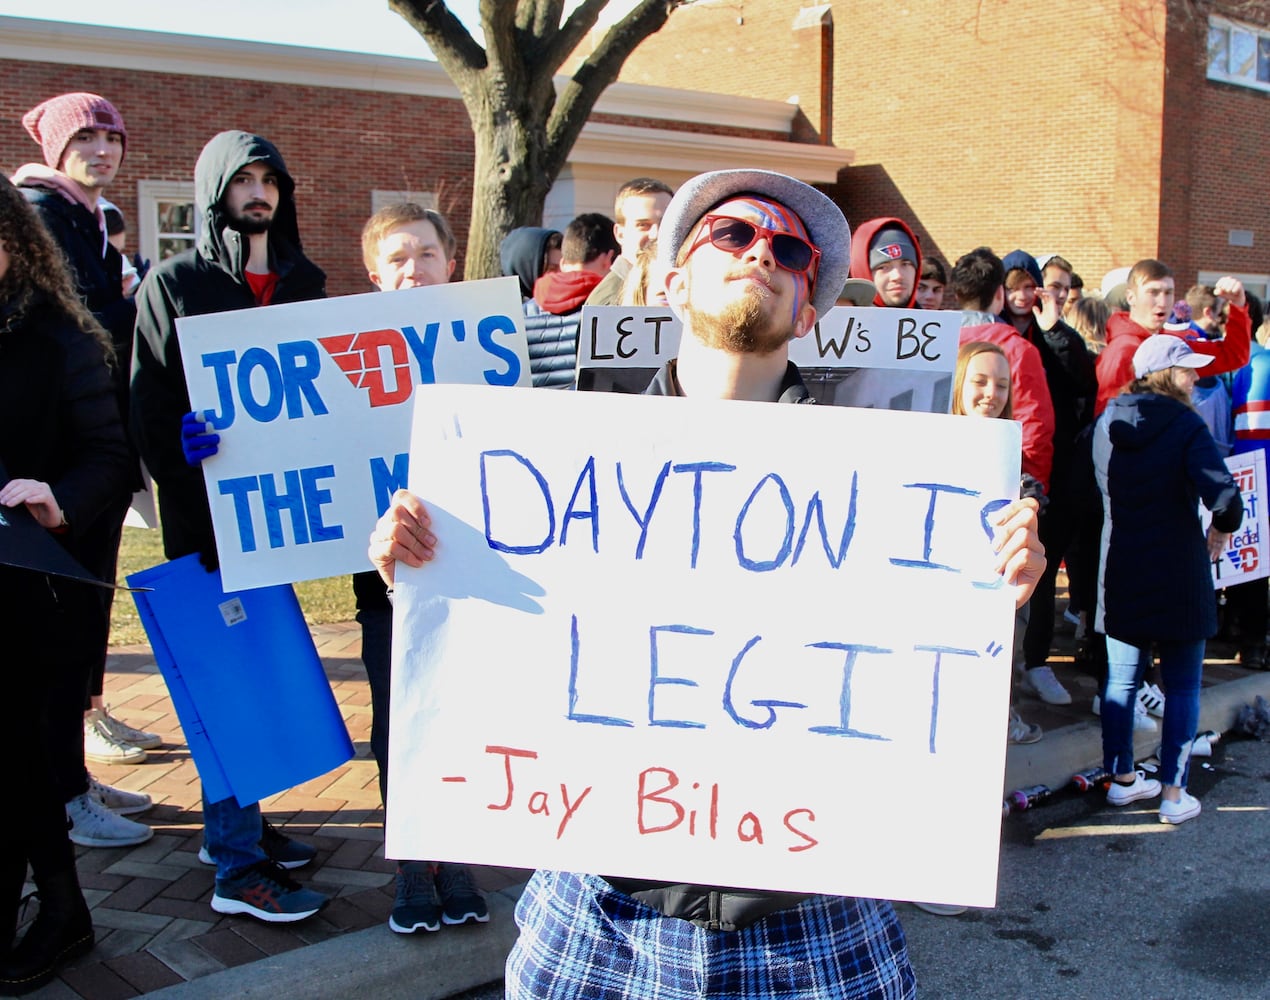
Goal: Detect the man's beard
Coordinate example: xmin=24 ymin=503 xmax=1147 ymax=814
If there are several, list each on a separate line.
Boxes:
xmin=227 ymin=205 xmax=273 ymax=235
xmin=684 ymin=285 xmax=792 ymax=356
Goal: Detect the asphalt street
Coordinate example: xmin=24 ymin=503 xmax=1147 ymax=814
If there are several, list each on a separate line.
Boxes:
xmin=450 ymin=733 xmax=1270 ymax=999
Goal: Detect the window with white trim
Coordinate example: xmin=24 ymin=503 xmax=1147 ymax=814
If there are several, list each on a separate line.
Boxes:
xmin=1207 ymin=16 xmax=1270 ymax=93
xmin=137 ymin=180 xmax=197 ymax=266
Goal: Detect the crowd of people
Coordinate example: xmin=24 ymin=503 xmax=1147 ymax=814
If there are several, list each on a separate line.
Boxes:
xmin=1 ymin=87 xmax=1260 ymax=997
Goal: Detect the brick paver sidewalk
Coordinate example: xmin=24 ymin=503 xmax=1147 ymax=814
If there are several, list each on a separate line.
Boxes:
xmin=17 ymin=622 xmax=526 ymax=999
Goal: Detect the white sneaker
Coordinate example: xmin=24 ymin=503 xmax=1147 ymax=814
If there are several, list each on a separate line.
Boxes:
xmin=89 ymin=776 xmax=153 ymax=816
xmin=97 ymin=706 xmax=163 ymax=750
xmin=84 ymin=709 xmax=147 ymax=765
xmin=1022 ymin=665 xmax=1072 ymax=705
xmin=1159 ymin=790 xmax=1201 ymax=825
xmin=1091 ymin=696 xmax=1158 ymax=732
xmin=67 ymin=791 xmax=154 ymax=847
xmin=1106 ymin=771 xmax=1161 ymax=806
xmin=1137 ymin=683 xmax=1165 ymax=719
xmin=1189 ymin=730 xmax=1219 ymax=758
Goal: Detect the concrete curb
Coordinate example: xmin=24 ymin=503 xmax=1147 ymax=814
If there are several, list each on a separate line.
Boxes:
xmin=142 ymin=884 xmax=525 ymax=1000
xmin=1004 ymin=670 xmax=1270 ymax=794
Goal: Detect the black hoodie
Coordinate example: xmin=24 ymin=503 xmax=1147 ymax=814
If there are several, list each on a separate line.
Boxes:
xmin=130 ymin=131 xmax=326 ymax=563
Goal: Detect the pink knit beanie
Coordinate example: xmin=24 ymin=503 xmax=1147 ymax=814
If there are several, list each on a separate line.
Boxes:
xmin=21 ymin=93 xmax=127 ymax=168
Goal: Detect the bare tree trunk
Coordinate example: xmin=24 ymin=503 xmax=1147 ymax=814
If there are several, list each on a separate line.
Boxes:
xmin=463 ymin=89 xmax=554 ymax=280
xmin=390 ymin=0 xmax=684 ymax=279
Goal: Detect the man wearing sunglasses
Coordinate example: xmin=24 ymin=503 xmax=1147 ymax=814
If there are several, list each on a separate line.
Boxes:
xmin=370 ymin=169 xmax=1046 ymax=999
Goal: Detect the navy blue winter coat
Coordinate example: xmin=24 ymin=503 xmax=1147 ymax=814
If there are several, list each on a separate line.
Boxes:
xmin=1093 ymin=391 xmax=1243 ymax=641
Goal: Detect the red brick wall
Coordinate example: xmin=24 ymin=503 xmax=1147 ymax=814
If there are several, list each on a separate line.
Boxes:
xmin=1160 ymin=1 xmax=1270 ymax=290
xmin=618 ymin=0 xmax=1269 ymax=294
xmin=613 ymin=2 xmax=829 ymax=143
xmin=1 ymin=60 xmax=477 ymax=295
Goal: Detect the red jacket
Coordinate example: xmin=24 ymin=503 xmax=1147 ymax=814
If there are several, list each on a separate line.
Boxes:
xmin=961 ymin=321 xmax=1056 ymax=492
xmin=1095 ymin=304 xmax=1251 ymax=416
xmin=532 ymin=269 xmax=603 ymax=316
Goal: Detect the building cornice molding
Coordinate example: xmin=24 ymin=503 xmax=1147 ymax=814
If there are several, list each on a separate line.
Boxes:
xmin=0 ymin=16 xmax=799 ymax=134
xmin=570 ymin=123 xmax=851 ymax=183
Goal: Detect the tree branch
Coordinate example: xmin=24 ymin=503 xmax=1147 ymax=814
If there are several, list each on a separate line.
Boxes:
xmin=539 ymin=0 xmax=608 ymax=72
xmin=542 ymin=0 xmax=681 ymax=176
xmin=388 ymin=0 xmax=486 ymax=76
xmin=479 ymin=0 xmax=523 ymax=86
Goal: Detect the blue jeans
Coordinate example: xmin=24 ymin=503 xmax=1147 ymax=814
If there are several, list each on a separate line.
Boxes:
xmin=203 ymin=791 xmax=265 ymax=881
xmin=1102 ymin=636 xmax=1203 ymax=787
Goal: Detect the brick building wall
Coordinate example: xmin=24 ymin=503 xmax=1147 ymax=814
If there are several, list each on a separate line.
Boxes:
xmin=1160 ymin=0 xmax=1270 ymax=288
xmin=611 ymin=0 xmax=1268 ymax=292
xmin=1 ymin=60 xmax=478 ymax=296
xmin=606 ymin=1 xmax=830 ymax=144
xmin=1 ymin=40 xmax=799 ymax=297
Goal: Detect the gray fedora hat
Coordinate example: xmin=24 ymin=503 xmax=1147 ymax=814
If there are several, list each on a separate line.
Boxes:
xmin=655 ymin=169 xmax=851 ymax=319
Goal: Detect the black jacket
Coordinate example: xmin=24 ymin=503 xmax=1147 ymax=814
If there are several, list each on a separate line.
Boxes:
xmin=21 ymin=186 xmax=139 ymax=484
xmin=0 ymin=291 xmax=130 ymax=631
xmin=1094 ymin=391 xmax=1243 ymax=641
xmin=1015 ymin=315 xmax=1097 ymax=495
xmin=130 ymin=132 xmax=326 ymax=562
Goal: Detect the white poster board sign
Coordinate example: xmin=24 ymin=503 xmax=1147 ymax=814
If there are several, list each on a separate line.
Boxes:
xmin=1209 ymin=450 xmax=1269 ymax=586
xmin=578 ymin=305 xmax=959 ymax=414
xmin=387 ymin=384 xmax=1022 ymax=907
xmin=177 ymin=278 xmax=531 ymax=591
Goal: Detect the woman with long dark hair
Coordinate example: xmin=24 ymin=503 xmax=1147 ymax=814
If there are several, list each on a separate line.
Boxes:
xmin=1093 ymin=334 xmax=1242 ymax=825
xmin=0 ymin=174 xmax=130 ymax=992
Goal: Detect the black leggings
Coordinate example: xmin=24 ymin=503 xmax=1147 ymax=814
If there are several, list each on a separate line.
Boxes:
xmin=0 ymin=574 xmax=81 ymax=881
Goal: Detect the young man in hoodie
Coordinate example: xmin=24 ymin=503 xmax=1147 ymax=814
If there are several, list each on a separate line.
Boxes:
xmin=1095 ymin=260 xmax=1249 ymax=417
xmin=512 ymin=214 xmax=619 ymax=388
xmin=14 ymin=92 xmax=159 ymax=847
xmin=999 ymin=250 xmax=1097 ymax=707
xmin=130 ymin=131 xmax=329 ymax=924
xmin=848 ymin=218 xmax=922 ymax=309
xmin=949 ymin=248 xmax=1055 ymax=744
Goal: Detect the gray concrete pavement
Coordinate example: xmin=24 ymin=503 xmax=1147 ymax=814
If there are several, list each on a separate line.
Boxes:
xmin=906 ymin=732 xmax=1270 ymax=998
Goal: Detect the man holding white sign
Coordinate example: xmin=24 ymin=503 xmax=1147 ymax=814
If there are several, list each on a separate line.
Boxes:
xmin=371 ymin=170 xmax=1045 ymax=999
xmin=131 ymin=131 xmax=328 ymax=924
xmin=356 ymin=202 xmax=490 ymax=934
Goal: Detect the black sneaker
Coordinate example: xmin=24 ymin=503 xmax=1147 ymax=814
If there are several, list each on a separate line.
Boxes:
xmin=211 ymin=861 xmax=328 ymax=924
xmin=199 ymin=819 xmax=317 ymax=870
xmin=389 ymin=862 xmax=442 ymax=934
xmin=436 ymin=862 xmax=489 ymax=926
xmin=260 ymin=818 xmax=318 ymax=870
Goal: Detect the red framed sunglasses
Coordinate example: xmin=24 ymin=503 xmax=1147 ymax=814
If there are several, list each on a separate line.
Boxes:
xmin=686 ymin=215 xmax=821 ymax=276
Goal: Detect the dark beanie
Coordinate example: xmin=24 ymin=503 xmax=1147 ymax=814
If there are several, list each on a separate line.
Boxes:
xmin=869 ymin=227 xmax=917 ymax=270
xmin=1001 ymin=249 xmax=1042 ymax=286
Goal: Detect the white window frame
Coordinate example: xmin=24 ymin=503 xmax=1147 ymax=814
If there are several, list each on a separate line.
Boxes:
xmin=137 ymin=180 xmax=197 ymax=266
xmin=1207 ymin=15 xmax=1270 ymax=94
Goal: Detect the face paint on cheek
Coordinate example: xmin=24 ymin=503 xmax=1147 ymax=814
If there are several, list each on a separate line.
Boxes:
xmin=789 ymin=271 xmax=811 ymax=324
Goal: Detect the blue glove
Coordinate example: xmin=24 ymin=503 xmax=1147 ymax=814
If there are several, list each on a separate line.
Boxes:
xmin=180 ymin=411 xmax=220 ymax=466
